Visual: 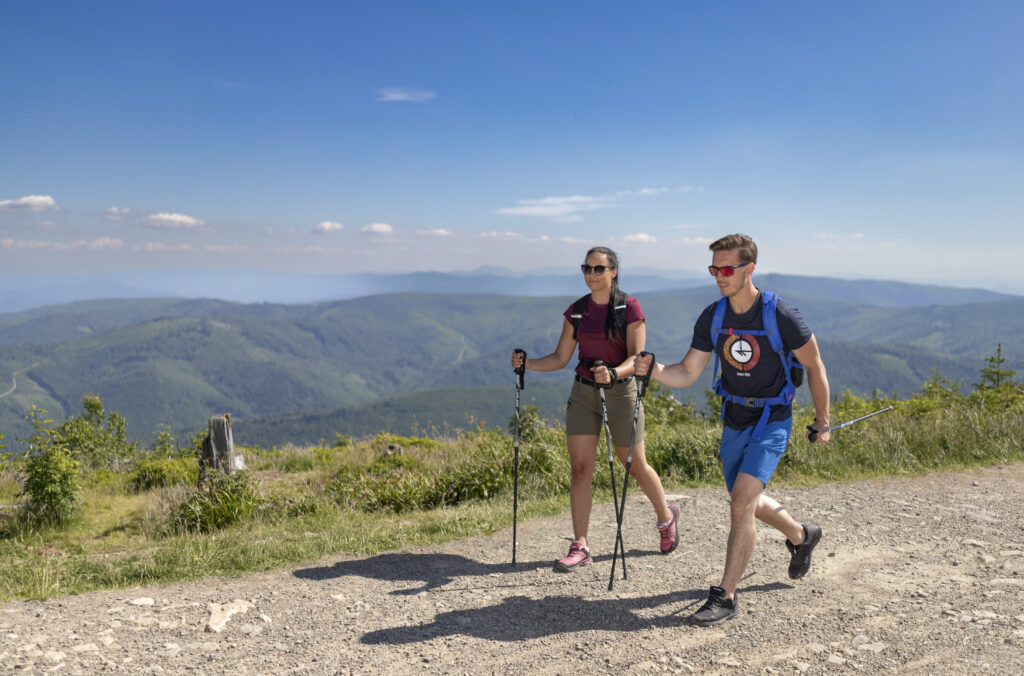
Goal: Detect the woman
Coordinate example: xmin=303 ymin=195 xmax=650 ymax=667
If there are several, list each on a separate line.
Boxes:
xmin=510 ymin=246 xmax=679 ymax=571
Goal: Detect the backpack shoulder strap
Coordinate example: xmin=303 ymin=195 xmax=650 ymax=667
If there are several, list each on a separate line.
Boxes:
xmin=709 ymin=297 xmax=728 ymax=388
xmin=710 ymin=297 xmax=728 ymax=342
xmin=760 ymin=290 xmax=784 ymax=354
xmin=570 ymin=295 xmax=589 ymax=340
xmin=612 ymin=290 xmax=628 ymax=339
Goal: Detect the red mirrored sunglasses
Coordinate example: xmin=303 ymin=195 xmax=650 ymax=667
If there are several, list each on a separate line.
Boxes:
xmin=708 ymin=262 xmax=751 ymax=277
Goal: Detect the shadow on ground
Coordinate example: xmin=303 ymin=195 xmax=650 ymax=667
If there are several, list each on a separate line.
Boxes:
xmin=360 ymin=581 xmax=791 ymax=643
xmin=293 ymin=549 xmax=662 ymax=595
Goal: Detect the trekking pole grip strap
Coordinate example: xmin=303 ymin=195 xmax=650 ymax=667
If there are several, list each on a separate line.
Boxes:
xmin=513 ymin=349 xmax=527 ymax=390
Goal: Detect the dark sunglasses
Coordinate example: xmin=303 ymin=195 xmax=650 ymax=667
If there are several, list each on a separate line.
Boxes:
xmin=708 ymin=262 xmax=751 ymax=277
xmin=581 ymin=264 xmax=613 ymax=275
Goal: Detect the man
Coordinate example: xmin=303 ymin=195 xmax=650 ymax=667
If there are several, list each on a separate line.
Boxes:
xmin=635 ymin=233 xmax=831 ymax=626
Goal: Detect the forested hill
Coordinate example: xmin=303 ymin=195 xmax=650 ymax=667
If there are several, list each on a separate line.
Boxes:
xmin=0 ymin=279 xmax=1020 ymax=449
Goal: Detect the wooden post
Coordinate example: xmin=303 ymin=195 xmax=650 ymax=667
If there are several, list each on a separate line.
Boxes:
xmin=198 ymin=414 xmax=242 ymax=487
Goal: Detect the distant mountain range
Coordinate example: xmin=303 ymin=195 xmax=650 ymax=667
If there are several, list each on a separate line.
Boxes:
xmin=0 ymin=268 xmax=704 ymax=314
xmin=0 ymin=272 xmax=1020 ymax=451
xmin=1 ymin=268 xmax=1013 ymax=314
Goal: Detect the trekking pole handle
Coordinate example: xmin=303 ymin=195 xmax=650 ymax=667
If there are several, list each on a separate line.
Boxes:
xmin=591 ymin=360 xmax=614 ymax=389
xmin=635 ymin=351 xmax=654 ymax=399
xmin=513 ymin=349 xmax=527 ymax=390
xmin=806 ymin=423 xmax=825 ymax=443
xmin=807 ymin=405 xmax=894 ymax=442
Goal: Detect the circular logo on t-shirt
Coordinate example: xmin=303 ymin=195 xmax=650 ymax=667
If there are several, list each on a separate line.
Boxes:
xmin=723 ymin=334 xmax=760 ymax=371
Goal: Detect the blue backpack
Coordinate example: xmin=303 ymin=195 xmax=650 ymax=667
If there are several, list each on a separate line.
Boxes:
xmin=710 ymin=290 xmax=804 ymax=440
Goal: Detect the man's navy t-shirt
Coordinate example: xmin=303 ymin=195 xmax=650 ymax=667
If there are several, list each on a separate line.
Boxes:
xmin=690 ymin=290 xmax=812 ymax=430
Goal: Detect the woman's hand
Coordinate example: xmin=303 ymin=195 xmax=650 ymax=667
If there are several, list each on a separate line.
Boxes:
xmin=593 ymin=364 xmax=615 ymax=385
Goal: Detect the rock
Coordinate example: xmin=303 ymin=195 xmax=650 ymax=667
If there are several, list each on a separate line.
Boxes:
xmin=44 ymin=651 xmax=66 ymax=662
xmin=205 ymin=600 xmax=253 ymax=633
xmin=857 ymin=642 xmax=887 ymax=653
xmin=238 ymin=623 xmax=262 ymax=636
xmin=963 ymin=539 xmax=990 ymax=548
xmin=129 ymin=598 xmax=155 ymax=606
xmin=828 ymin=654 xmax=847 ymax=665
xmin=793 ymin=661 xmax=811 ymax=672
xmin=71 ymin=643 xmax=99 ymax=653
xmin=851 ymin=635 xmax=869 ymax=647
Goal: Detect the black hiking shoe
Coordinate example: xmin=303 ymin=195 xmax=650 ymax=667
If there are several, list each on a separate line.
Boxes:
xmin=689 ymin=586 xmax=739 ymax=627
xmin=786 ymin=523 xmax=822 ymax=579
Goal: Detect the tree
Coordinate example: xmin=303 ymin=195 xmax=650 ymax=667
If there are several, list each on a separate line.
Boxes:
xmin=52 ymin=395 xmax=139 ymax=471
xmin=973 ymin=344 xmax=1022 ymax=411
xmin=18 ymin=406 xmax=82 ymax=523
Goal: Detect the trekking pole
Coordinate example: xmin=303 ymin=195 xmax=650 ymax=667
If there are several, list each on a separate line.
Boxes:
xmin=807 ymin=405 xmax=894 ymax=442
xmin=609 ymin=351 xmax=653 ymax=591
xmin=592 ymin=361 xmax=625 ymax=583
xmin=511 ymin=349 xmax=527 ymax=564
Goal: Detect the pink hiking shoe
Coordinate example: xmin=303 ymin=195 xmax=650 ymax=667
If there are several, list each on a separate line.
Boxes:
xmin=659 ymin=504 xmax=680 ymax=554
xmin=554 ymin=541 xmax=592 ymax=572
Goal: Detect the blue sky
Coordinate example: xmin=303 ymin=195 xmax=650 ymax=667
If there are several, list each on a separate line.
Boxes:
xmin=2 ymin=1 xmax=1023 ymax=291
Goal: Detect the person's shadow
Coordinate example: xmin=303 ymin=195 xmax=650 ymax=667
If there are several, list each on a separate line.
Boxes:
xmin=360 ymin=581 xmax=791 ymax=644
xmin=293 ymin=549 xmax=660 ymax=595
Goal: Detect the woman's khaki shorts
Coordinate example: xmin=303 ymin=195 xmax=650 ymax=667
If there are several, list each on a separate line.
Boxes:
xmin=565 ymin=377 xmax=645 ymax=447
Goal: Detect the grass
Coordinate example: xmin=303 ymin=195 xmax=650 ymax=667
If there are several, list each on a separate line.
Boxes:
xmin=2 ymin=382 xmax=1023 ymax=602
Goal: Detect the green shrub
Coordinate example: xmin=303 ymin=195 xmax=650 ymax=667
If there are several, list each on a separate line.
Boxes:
xmin=170 ymin=471 xmax=261 ymax=533
xmin=372 ymin=432 xmax=441 ymax=451
xmin=367 ymin=453 xmax=426 ymax=474
xmin=130 ymin=457 xmax=199 ymax=492
xmin=21 ymin=442 xmax=81 ymax=524
xmin=44 ymin=395 xmax=139 ymax=472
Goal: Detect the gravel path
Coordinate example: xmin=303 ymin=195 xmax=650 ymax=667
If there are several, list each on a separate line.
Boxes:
xmin=3 ymin=463 xmax=1024 ymax=674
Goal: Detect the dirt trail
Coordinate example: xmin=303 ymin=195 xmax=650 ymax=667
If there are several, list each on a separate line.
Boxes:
xmin=3 ymin=464 xmax=1024 ymax=674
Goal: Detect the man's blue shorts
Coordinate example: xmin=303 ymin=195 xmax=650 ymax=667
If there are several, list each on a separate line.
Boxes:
xmin=719 ymin=419 xmax=792 ymax=493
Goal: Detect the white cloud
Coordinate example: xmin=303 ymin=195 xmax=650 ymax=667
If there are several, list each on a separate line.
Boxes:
xmin=418 ymin=228 xmax=453 ymax=236
xmin=312 ymin=221 xmax=344 ymax=234
xmin=375 ymin=87 xmax=436 ymax=102
xmin=679 ymin=236 xmax=714 ymax=245
xmin=361 ymin=222 xmax=394 ymax=234
xmin=498 ymin=186 xmax=694 ymax=223
xmin=105 ymin=206 xmax=132 ymax=220
xmin=0 ymin=195 xmax=58 ymax=212
xmin=1 ymin=237 xmax=123 ymax=250
xmin=481 ymin=231 xmax=527 ymax=240
xmin=539 ymin=235 xmax=587 ymax=244
xmin=262 ymin=226 xmax=275 ymax=236
xmin=277 ymin=245 xmax=346 ymax=254
xmin=1 ymin=238 xmax=50 ymax=249
xmin=205 ymin=244 xmax=249 ymax=253
xmin=144 ymin=212 xmax=205 ymax=228
xmin=133 ymin=242 xmax=195 ymax=252
xmin=622 ymin=233 xmax=657 ymax=244
xmin=497 ymin=195 xmax=609 ymax=221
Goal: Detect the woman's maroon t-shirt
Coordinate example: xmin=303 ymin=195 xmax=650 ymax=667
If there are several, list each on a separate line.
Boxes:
xmin=563 ymin=296 xmax=645 ymax=378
